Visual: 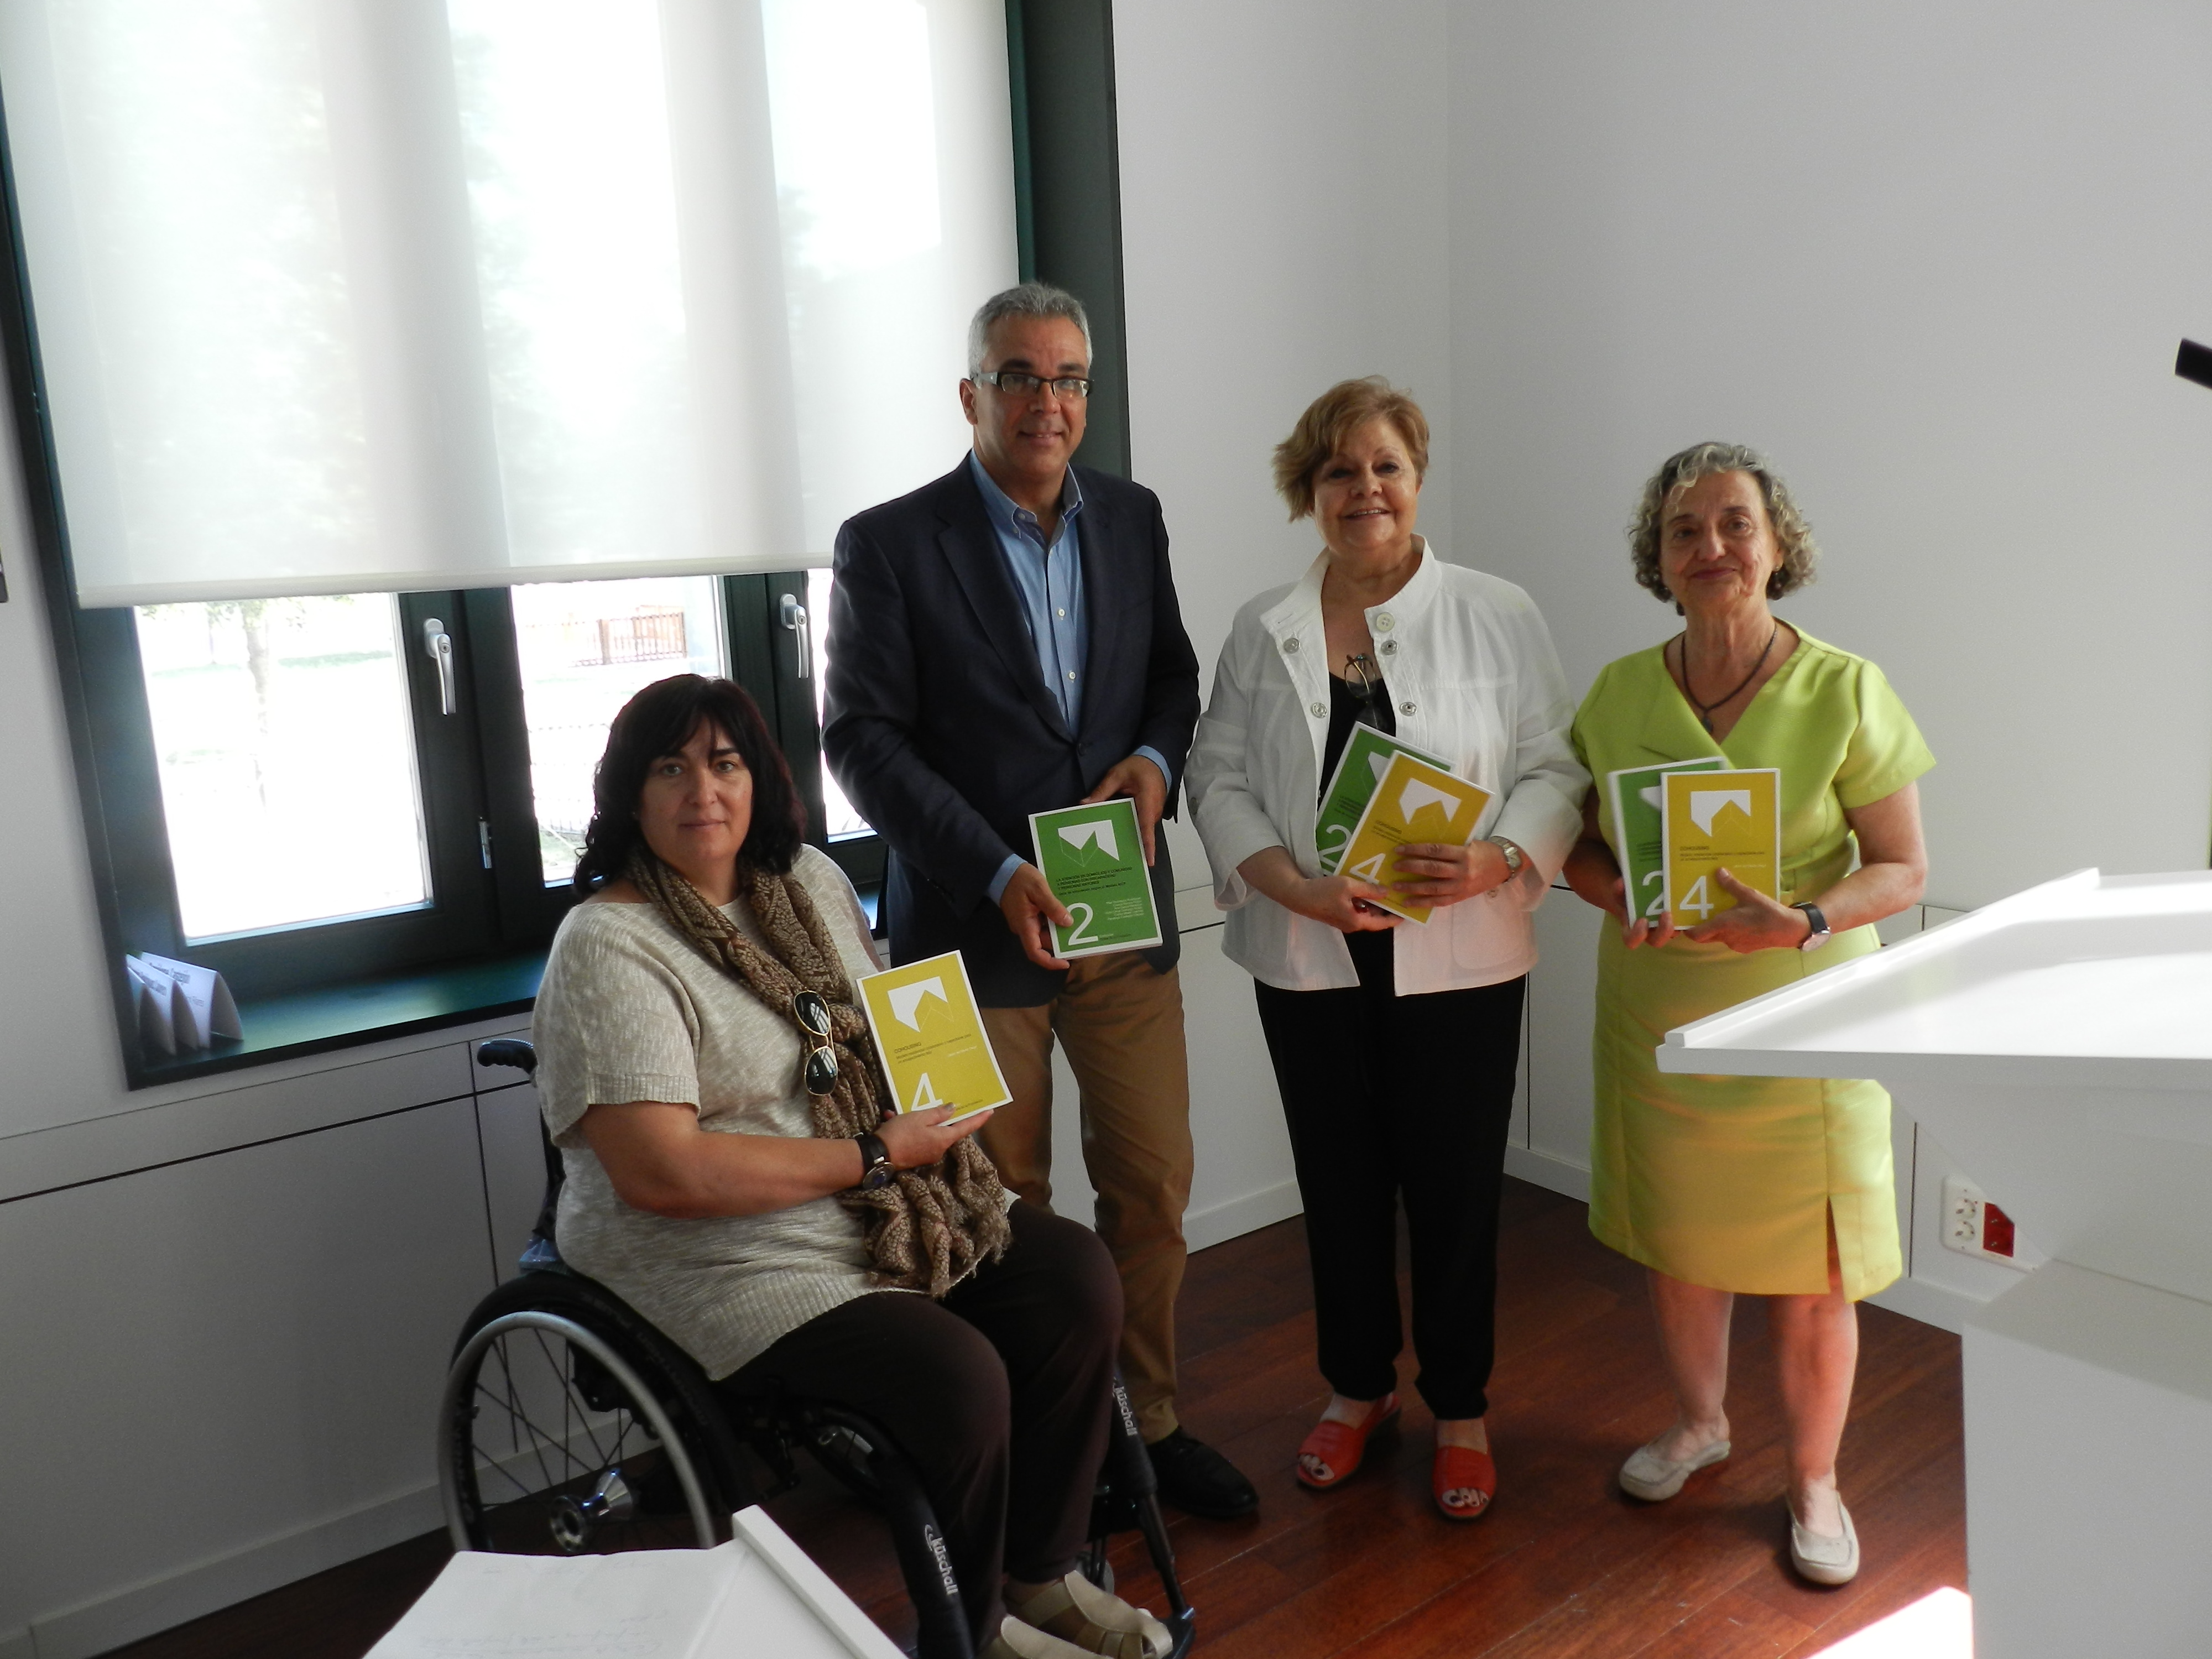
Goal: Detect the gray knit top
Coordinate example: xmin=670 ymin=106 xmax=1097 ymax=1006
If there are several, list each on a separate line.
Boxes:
xmin=531 ymin=846 xmax=893 ymax=1379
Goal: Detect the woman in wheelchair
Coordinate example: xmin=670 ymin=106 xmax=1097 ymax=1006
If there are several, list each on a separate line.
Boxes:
xmin=532 ymin=674 xmax=1170 ymax=1659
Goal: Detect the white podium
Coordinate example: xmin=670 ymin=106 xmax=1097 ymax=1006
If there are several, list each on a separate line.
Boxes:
xmin=1658 ymin=869 xmax=2212 ymax=1659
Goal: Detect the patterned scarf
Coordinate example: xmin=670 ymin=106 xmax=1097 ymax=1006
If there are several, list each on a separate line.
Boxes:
xmin=625 ymin=848 xmax=1009 ymax=1295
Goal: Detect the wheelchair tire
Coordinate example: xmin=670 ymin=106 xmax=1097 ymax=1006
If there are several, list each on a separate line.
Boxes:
xmin=439 ymin=1272 xmax=748 ymax=1555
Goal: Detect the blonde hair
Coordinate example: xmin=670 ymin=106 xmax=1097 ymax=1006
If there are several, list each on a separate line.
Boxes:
xmin=1272 ymin=377 xmax=1430 ymax=521
xmin=1628 ymin=441 xmax=1819 ymax=608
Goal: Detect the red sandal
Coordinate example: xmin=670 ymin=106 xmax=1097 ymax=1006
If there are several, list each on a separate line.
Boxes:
xmin=1295 ymin=1394 xmax=1399 ymax=1490
xmin=1432 ymin=1443 xmax=1496 ymax=1521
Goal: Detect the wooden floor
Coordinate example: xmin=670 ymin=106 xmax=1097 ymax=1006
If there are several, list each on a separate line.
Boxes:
xmin=102 ymin=1178 xmax=1966 ymax=1658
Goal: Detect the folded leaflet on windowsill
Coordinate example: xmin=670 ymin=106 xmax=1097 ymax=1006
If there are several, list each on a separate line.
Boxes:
xmin=126 ymin=952 xmax=242 ymax=1056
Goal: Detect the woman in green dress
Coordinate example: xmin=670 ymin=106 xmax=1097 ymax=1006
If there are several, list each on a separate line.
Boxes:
xmin=1562 ymin=442 xmax=1932 ymax=1587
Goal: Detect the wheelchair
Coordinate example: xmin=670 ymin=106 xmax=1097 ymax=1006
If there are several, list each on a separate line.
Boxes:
xmin=437 ymin=1038 xmax=1197 ymax=1659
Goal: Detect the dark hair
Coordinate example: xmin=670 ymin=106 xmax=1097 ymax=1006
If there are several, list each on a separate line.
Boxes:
xmin=572 ymin=675 xmax=806 ymax=894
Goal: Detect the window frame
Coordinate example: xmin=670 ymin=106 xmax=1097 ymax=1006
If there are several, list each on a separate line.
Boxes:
xmin=0 ymin=0 xmax=1123 ymax=1088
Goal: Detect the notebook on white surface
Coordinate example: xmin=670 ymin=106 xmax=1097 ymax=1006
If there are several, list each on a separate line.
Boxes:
xmin=368 ymin=1506 xmax=901 ymax=1658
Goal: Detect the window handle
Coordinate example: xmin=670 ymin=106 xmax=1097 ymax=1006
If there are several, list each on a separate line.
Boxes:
xmin=422 ymin=617 xmax=457 ymax=714
xmin=780 ymin=593 xmax=811 ymax=680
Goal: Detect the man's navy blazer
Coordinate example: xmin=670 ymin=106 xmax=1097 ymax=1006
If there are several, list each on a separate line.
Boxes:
xmin=821 ymin=459 xmax=1202 ymax=1007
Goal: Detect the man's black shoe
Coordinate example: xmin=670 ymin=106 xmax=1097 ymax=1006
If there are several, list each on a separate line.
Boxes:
xmin=1146 ymin=1428 xmax=1259 ymax=1519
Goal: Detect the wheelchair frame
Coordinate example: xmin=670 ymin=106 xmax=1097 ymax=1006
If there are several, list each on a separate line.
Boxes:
xmin=440 ymin=1037 xmax=1196 ymax=1659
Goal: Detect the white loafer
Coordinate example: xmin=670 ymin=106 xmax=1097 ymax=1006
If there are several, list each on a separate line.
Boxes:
xmin=1790 ymin=1499 xmax=1861 ymax=1586
xmin=1618 ymin=1434 xmax=1731 ymax=1501
xmin=1006 ymin=1571 xmax=1173 ymax=1659
xmin=985 ymin=1613 xmax=1106 ymax=1659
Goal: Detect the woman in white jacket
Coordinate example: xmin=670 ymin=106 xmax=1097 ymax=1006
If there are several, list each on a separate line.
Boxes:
xmin=1187 ymin=378 xmax=1585 ymax=1521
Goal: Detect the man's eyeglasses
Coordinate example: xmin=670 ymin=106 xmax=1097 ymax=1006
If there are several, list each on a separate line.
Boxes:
xmin=973 ymin=369 xmax=1092 ymax=400
xmin=793 ymin=990 xmax=839 ymax=1097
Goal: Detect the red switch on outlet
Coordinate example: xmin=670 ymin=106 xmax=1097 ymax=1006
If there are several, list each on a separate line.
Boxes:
xmin=1981 ymin=1200 xmax=2017 ymax=1259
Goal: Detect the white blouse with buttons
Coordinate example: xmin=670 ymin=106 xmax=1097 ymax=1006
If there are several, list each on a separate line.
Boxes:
xmin=1187 ymin=541 xmax=1589 ymax=995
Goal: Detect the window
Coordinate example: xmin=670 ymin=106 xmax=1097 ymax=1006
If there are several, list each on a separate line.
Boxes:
xmin=1 ymin=0 xmax=1125 ymax=1084
xmin=138 ymin=594 xmax=431 ymax=940
xmin=510 ymin=577 xmax=731 ymax=884
xmin=806 ymin=567 xmax=870 ymax=841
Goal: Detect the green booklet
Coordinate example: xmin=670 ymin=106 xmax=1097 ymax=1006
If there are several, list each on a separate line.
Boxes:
xmin=1314 ymin=724 xmax=1453 ymax=874
xmin=1029 ymin=796 xmax=1165 ymax=959
xmin=1606 ymin=756 xmax=1729 ymax=922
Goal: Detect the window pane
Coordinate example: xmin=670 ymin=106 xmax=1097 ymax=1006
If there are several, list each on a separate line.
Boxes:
xmin=512 ymin=576 xmax=728 ymax=883
xmin=764 ymin=0 xmax=1018 ymax=552
xmin=136 ymin=595 xmax=430 ymax=940
xmin=807 ymin=567 xmax=870 ymax=839
xmin=448 ymin=0 xmax=702 ymax=574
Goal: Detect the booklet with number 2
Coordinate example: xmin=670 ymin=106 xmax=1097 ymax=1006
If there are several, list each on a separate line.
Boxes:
xmin=1028 ymin=797 xmax=1165 ymax=959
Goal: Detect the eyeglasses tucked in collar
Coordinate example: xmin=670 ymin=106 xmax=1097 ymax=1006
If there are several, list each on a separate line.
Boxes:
xmin=972 ymin=369 xmax=1093 ymax=400
xmin=1343 ymin=653 xmax=1385 ymax=712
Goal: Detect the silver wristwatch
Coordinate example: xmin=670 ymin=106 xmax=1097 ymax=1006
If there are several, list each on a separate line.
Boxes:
xmin=1794 ymin=901 xmax=1833 ymax=952
xmin=1484 ymin=837 xmax=1526 ymax=899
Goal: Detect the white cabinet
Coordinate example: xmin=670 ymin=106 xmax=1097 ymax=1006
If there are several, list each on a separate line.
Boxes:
xmin=1516 ymin=891 xmax=1599 ymax=1196
xmin=474 ymin=1078 xmax=551 ymax=1282
xmin=0 ymin=1091 xmax=496 ymax=1659
xmin=1045 ymin=912 xmax=1301 ymax=1252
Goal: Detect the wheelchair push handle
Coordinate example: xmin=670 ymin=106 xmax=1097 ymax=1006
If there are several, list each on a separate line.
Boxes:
xmin=477 ymin=1038 xmax=538 ymax=1077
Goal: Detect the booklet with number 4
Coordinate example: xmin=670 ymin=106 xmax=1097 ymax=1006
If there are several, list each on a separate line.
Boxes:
xmin=1661 ymin=768 xmax=1781 ymax=924
xmin=1335 ymin=752 xmax=1494 ymax=925
xmin=1029 ymin=797 xmax=1165 ymax=959
xmin=1314 ymin=726 xmax=1452 ymax=874
xmin=855 ymin=952 xmax=1011 ymax=1121
xmin=1606 ymin=757 xmax=1729 ymax=923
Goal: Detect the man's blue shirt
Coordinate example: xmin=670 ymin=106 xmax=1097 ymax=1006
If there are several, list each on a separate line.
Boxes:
xmin=967 ymin=453 xmax=1169 ymax=902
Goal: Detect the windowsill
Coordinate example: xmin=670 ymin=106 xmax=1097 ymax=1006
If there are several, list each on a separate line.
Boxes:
xmin=133 ymin=950 xmax=547 ymax=1088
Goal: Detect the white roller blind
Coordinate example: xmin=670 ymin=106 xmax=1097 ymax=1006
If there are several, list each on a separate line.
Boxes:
xmin=0 ymin=0 xmax=1016 ymax=607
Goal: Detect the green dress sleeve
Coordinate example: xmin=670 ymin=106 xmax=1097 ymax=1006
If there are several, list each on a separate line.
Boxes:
xmin=1570 ymin=659 xmax=1611 ymax=775
xmin=1833 ymin=659 xmax=1936 ymax=810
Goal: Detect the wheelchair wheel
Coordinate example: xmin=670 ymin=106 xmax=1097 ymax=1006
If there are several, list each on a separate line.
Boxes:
xmin=439 ymin=1274 xmax=745 ymax=1555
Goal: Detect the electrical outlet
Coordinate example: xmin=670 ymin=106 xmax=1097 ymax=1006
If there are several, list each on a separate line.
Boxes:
xmin=1941 ymin=1175 xmax=2037 ymax=1271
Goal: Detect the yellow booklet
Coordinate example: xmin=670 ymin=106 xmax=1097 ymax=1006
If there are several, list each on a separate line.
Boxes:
xmin=1661 ymin=768 xmax=1781 ymax=923
xmin=1335 ymin=752 xmax=1494 ymax=925
xmin=854 ymin=951 xmax=1011 ymax=1121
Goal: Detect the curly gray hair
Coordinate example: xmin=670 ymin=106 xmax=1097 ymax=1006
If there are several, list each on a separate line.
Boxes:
xmin=967 ymin=281 xmax=1093 ymax=375
xmin=1629 ymin=441 xmax=1819 ymax=608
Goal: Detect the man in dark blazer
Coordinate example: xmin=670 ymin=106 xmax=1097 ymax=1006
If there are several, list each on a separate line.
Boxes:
xmin=822 ymin=283 xmax=1256 ymax=1519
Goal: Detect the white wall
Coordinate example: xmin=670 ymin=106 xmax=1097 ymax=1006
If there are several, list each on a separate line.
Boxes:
xmin=1114 ymin=0 xmax=1454 ymax=684
xmin=1449 ymin=0 xmax=2212 ymax=909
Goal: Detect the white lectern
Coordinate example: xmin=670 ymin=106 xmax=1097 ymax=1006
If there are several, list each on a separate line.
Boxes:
xmin=1659 ymin=869 xmax=2212 ymax=1659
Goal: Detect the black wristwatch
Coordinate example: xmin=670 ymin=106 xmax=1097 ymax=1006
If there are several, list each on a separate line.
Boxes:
xmin=854 ymin=1131 xmax=895 ymax=1191
xmin=1793 ymin=901 xmax=1833 ymax=953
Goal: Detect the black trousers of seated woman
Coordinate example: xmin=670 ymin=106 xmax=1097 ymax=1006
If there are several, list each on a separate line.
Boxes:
xmin=1254 ymin=928 xmax=1525 ymax=1420
xmin=719 ymin=1201 xmax=1123 ymax=1645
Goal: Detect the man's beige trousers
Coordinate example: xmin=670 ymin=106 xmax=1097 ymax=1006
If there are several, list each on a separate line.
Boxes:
xmin=978 ymin=952 xmax=1193 ymax=1443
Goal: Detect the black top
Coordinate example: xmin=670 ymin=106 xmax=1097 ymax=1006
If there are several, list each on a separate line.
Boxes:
xmin=1321 ymin=669 xmax=1395 ymax=798
xmin=1321 ymin=670 xmax=1397 ymax=988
